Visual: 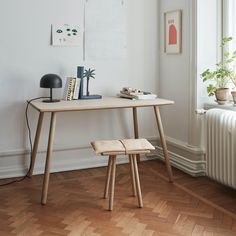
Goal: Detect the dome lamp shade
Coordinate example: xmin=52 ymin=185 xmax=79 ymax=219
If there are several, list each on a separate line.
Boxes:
xmin=40 ymin=74 xmax=62 ymax=103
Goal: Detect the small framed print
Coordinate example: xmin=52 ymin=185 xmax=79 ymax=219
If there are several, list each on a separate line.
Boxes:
xmin=52 ymin=24 xmax=80 ymax=46
xmin=164 ymin=10 xmax=182 ymax=54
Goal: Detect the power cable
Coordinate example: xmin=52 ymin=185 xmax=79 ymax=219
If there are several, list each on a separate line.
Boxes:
xmin=0 ymin=97 xmax=49 ymax=186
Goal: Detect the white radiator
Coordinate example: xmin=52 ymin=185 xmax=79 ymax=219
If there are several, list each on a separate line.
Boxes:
xmin=206 ymin=108 xmax=236 ymax=189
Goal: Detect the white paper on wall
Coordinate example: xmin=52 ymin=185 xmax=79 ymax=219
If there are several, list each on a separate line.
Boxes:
xmin=52 ymin=24 xmax=80 ymax=46
xmin=84 ymin=0 xmax=126 ymax=60
xmin=85 ymin=31 xmax=126 ymax=60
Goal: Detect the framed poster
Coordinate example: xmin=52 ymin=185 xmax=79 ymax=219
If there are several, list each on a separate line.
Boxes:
xmin=164 ymin=10 xmax=182 ymax=54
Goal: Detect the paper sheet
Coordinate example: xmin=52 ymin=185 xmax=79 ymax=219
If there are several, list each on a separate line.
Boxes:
xmin=84 ymin=0 xmax=126 ymax=60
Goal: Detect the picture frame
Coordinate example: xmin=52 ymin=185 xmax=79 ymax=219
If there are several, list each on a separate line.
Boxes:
xmin=164 ymin=10 xmax=182 ymax=54
xmin=52 ymin=24 xmax=80 ymax=46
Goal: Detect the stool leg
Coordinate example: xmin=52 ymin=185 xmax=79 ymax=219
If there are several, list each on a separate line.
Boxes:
xmin=104 ymin=156 xmax=112 ymax=199
xmin=132 ymin=154 xmax=143 ymax=208
xmin=129 ymin=154 xmax=137 ymax=196
xmin=109 ymin=156 xmax=116 ymax=211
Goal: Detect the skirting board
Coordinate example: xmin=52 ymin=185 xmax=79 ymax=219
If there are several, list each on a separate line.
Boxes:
xmin=0 ymin=137 xmax=206 ymax=179
xmin=0 ymin=144 xmax=158 ymax=180
xmin=151 ymin=137 xmax=206 ymax=177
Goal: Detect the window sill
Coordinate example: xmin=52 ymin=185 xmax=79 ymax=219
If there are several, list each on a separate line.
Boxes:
xmin=204 ymin=102 xmax=236 ymax=111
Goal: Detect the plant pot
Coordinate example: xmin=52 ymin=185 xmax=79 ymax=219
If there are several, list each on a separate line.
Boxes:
xmin=215 ymin=88 xmax=229 ymax=105
xmin=231 ymin=90 xmax=236 ymax=104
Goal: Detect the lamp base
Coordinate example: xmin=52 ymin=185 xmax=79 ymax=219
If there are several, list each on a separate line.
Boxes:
xmin=42 ymin=99 xmax=61 ymax=103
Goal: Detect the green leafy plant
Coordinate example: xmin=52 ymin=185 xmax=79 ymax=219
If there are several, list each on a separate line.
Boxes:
xmin=84 ymin=68 xmax=95 ymax=96
xmin=200 ymin=37 xmax=236 ymax=96
xmin=230 ymin=70 xmax=236 ymax=89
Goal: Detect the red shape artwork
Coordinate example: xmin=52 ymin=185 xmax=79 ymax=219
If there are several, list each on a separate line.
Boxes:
xmin=169 ymin=24 xmax=177 ymax=45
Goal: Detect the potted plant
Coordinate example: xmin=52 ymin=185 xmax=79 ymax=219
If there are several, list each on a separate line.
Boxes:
xmin=200 ymin=37 xmax=236 ymax=104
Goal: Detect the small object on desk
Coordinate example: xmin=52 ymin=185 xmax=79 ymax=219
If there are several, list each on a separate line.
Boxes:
xmin=117 ymin=93 xmax=135 ymax=100
xmin=118 ymin=87 xmax=157 ymax=100
xmin=40 ymin=74 xmax=62 ymax=103
xmin=77 ymin=66 xmax=102 ymax=99
xmin=84 ymin=68 xmax=95 ymax=96
xmin=73 ymin=78 xmax=81 ymax=100
xmin=121 ymin=87 xmax=143 ymax=95
xmin=63 ymin=77 xmax=77 ymax=101
xmin=117 ymin=93 xmax=157 ymax=100
xmin=80 ymin=94 xmax=102 ymax=99
xmin=143 ymin=91 xmax=151 ymax=95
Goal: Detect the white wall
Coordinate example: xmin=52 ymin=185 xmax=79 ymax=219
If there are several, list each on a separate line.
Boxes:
xmin=157 ymin=0 xmax=221 ymax=176
xmin=157 ymin=0 xmax=207 ymax=176
xmin=0 ymin=0 xmax=159 ymax=178
xmin=159 ymin=0 xmax=190 ymax=143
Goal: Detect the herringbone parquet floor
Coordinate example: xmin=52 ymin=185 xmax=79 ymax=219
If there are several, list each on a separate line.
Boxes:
xmin=0 ymin=160 xmax=236 ymax=236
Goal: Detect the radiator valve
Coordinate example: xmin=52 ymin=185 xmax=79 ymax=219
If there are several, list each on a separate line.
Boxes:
xmin=195 ymin=109 xmax=207 ymax=115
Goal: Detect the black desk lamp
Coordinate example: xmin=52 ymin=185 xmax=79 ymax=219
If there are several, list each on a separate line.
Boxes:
xmin=40 ymin=74 xmax=62 ymax=103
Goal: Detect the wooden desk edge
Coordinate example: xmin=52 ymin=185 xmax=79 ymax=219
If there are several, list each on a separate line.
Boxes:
xmin=29 ymin=97 xmax=174 ymax=113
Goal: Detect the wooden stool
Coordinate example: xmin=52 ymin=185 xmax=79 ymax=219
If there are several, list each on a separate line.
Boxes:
xmin=91 ymin=139 xmax=155 ymax=211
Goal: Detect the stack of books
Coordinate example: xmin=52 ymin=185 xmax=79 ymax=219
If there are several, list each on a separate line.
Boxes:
xmin=117 ymin=87 xmax=157 ymax=100
xmin=63 ymin=77 xmax=81 ymax=101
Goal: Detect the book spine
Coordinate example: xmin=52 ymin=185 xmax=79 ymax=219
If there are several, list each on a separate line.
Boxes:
xmin=63 ymin=78 xmax=70 ymax=100
xmin=73 ymin=78 xmax=81 ymax=99
xmin=63 ymin=77 xmax=76 ymax=101
xmin=67 ymin=78 xmax=76 ymax=101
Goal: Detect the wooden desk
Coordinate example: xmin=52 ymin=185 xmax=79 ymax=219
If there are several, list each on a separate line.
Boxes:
xmin=29 ymin=96 xmax=174 ymax=205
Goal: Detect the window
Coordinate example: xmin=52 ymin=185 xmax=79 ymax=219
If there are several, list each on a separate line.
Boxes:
xmin=223 ymin=0 xmax=236 ymax=88
xmin=197 ymin=0 xmax=221 ymax=107
xmin=223 ymin=0 xmax=236 ymax=49
xmin=197 ymin=0 xmax=236 ymax=108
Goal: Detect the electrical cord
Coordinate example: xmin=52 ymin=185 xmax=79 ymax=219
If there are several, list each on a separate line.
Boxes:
xmin=0 ymin=97 xmax=49 ymax=187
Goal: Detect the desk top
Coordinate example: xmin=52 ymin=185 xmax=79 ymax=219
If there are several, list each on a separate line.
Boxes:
xmin=30 ymin=96 xmax=174 ymax=112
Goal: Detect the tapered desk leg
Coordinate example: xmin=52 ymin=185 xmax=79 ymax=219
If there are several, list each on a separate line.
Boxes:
xmin=28 ymin=112 xmax=44 ymax=177
xmin=133 ymin=107 xmax=139 ymax=139
xmin=133 ymin=107 xmax=140 ymax=162
xmin=153 ymin=106 xmax=173 ymax=182
xmin=41 ymin=112 xmax=57 ymax=205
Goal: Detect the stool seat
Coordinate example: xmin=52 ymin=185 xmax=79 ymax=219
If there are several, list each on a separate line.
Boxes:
xmin=91 ymin=140 xmax=125 ymax=155
xmin=91 ymin=138 xmax=155 ymax=155
xmin=91 ymin=138 xmax=155 ymax=211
